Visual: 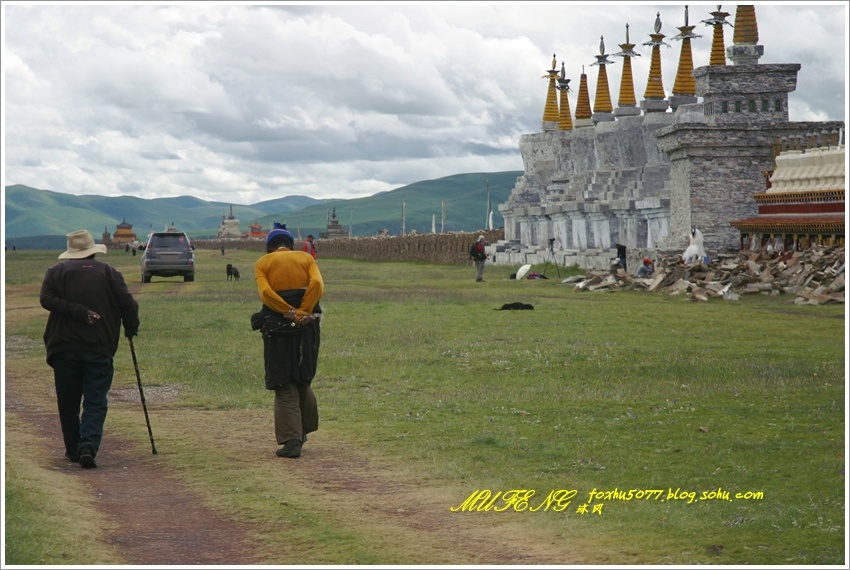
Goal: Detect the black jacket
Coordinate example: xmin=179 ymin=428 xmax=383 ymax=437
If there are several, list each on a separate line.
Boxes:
xmin=40 ymin=258 xmax=140 ymax=364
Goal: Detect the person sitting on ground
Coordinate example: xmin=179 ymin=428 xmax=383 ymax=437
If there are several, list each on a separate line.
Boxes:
xmin=635 ymin=257 xmax=654 ymax=278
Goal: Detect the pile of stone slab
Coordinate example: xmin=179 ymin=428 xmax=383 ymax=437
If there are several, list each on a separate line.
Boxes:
xmin=567 ymin=244 xmax=845 ymax=305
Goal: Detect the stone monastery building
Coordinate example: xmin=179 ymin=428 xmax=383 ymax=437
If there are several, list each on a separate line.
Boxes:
xmin=496 ymin=5 xmax=845 ymax=270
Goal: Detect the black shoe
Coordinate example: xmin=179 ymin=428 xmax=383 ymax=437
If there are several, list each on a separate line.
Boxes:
xmin=276 ymin=439 xmax=301 ymax=458
xmin=79 ymin=446 xmax=97 ymax=469
xmin=476 ymin=278 xmax=484 ymax=282
xmin=64 ymin=452 xmax=79 ymax=463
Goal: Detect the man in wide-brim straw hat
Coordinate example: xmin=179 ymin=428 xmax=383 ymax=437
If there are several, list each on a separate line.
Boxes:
xmin=57 ymin=228 xmax=108 ymax=259
xmin=39 ymin=229 xmax=140 ymax=469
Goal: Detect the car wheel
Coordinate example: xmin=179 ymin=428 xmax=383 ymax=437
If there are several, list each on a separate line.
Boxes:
xmin=184 ymin=274 xmax=194 ymax=282
xmin=142 ymin=274 xmax=152 ymax=283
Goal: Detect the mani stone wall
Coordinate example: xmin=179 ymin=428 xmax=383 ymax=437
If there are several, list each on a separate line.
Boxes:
xmin=655 ymin=61 xmax=844 ymax=253
xmin=655 ymin=117 xmax=845 ymax=254
xmin=316 ymin=230 xmax=503 ymax=264
xmin=498 ymin=59 xmax=845 ymax=271
xmin=498 ymin=112 xmax=675 ymax=270
xmin=195 ymin=230 xmax=504 ymax=266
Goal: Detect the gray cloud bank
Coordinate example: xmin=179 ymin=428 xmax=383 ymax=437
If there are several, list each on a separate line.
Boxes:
xmin=2 ymin=2 xmax=846 ymax=204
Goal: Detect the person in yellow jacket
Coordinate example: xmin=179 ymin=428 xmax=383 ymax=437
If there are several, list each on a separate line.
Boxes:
xmin=253 ymin=222 xmax=324 ymax=459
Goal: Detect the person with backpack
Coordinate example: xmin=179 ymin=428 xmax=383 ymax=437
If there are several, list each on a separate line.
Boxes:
xmin=469 ymin=235 xmax=488 ymax=282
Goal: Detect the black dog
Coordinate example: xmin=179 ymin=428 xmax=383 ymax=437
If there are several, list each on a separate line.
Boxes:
xmin=226 ymin=264 xmax=240 ymax=282
xmin=496 ymin=302 xmax=534 ymax=310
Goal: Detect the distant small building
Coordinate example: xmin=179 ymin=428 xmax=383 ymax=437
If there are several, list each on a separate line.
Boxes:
xmin=217 ymin=205 xmax=242 ymax=239
xmin=247 ymin=222 xmax=266 ymax=240
xmin=112 ymin=218 xmax=137 ymax=248
xmin=319 ymin=208 xmax=349 ymax=239
xmin=730 ymin=135 xmax=845 ymax=253
xmin=101 ymin=225 xmax=114 ymax=247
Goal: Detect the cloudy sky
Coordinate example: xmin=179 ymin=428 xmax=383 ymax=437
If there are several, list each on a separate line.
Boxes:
xmin=2 ymin=2 xmax=846 ymax=205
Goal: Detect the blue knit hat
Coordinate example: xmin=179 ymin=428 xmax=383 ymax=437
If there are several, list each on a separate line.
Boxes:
xmin=266 ymin=221 xmax=294 ymax=245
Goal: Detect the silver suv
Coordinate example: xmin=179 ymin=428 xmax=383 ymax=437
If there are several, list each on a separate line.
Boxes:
xmin=140 ymin=231 xmax=195 ymax=282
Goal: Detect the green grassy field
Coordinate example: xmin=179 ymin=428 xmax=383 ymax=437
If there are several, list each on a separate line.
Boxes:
xmin=4 ymin=247 xmax=847 ymax=565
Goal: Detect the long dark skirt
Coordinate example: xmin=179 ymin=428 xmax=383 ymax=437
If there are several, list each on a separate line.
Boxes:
xmin=262 ymin=322 xmax=320 ymax=389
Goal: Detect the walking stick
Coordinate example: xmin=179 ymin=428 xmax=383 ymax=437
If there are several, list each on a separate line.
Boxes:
xmin=129 ymin=336 xmax=158 ymax=455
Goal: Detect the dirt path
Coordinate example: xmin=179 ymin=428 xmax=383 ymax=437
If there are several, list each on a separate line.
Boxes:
xmin=5 ymin=368 xmax=576 ymax=566
xmin=5 ymin=376 xmax=264 ymax=565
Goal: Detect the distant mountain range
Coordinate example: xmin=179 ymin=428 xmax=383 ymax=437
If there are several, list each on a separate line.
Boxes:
xmin=4 ymin=171 xmax=522 ymax=249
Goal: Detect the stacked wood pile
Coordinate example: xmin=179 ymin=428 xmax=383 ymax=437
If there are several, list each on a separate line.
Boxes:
xmin=568 ymin=244 xmax=845 ymax=305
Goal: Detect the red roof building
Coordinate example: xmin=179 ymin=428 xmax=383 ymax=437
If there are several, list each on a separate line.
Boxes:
xmin=731 ymin=135 xmax=845 ymax=253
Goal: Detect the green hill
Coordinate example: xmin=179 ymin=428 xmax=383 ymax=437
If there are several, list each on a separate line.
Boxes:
xmin=259 ymin=172 xmax=520 ymax=238
xmin=3 ymin=172 xmax=521 ymax=248
xmin=3 ymin=184 xmax=328 ymax=244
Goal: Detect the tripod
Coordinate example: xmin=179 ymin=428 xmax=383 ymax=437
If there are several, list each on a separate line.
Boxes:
xmin=541 ymin=240 xmax=561 ymax=278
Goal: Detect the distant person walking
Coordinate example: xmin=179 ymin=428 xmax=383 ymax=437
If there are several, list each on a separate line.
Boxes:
xmin=39 ymin=230 xmax=140 ymax=468
xmin=303 ymin=234 xmax=317 ymax=259
xmin=469 ymin=235 xmax=488 ymax=282
xmin=615 ymin=243 xmax=627 ymax=271
xmin=252 ymin=223 xmax=324 ymax=459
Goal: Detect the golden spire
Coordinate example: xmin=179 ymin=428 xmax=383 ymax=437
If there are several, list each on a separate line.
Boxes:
xmin=591 ymin=36 xmax=615 ymax=114
xmin=642 ymin=13 xmax=669 ymax=101
xmin=701 ymin=5 xmax=732 ymax=66
xmin=542 ymin=54 xmax=560 ymax=127
xmin=672 ymin=6 xmax=701 ymax=96
xmin=557 ymin=61 xmax=573 ymax=130
xmin=593 ymin=65 xmax=613 ymax=113
xmin=732 ymin=5 xmax=758 ymax=45
xmin=727 ymin=5 xmax=763 ymax=64
xmin=574 ymin=65 xmax=593 ymax=121
xmin=614 ymin=23 xmax=640 ymax=109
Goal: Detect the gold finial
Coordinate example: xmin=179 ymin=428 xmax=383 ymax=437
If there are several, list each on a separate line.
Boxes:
xmin=643 ymin=14 xmax=669 ymax=101
xmin=614 ymin=22 xmax=639 ymax=109
xmin=542 ymin=55 xmax=560 ymax=126
xmin=732 ymin=5 xmax=759 ymax=45
xmin=702 ymin=5 xmax=730 ymax=65
xmin=557 ymin=64 xmax=573 ymax=131
xmin=593 ymin=58 xmax=613 ymax=114
xmin=574 ymin=68 xmax=592 ymax=120
xmin=599 ymin=35 xmax=605 ymax=55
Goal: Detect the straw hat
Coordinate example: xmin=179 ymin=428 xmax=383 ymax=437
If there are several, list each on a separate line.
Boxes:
xmin=58 ymin=229 xmax=108 ymax=260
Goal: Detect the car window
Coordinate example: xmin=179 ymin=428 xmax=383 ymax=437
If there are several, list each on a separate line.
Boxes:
xmin=150 ymin=234 xmax=190 ymax=250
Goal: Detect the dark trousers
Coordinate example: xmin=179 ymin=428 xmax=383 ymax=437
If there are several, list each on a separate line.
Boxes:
xmin=274 ymin=382 xmax=318 ymax=445
xmin=50 ymin=350 xmax=114 ymax=458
